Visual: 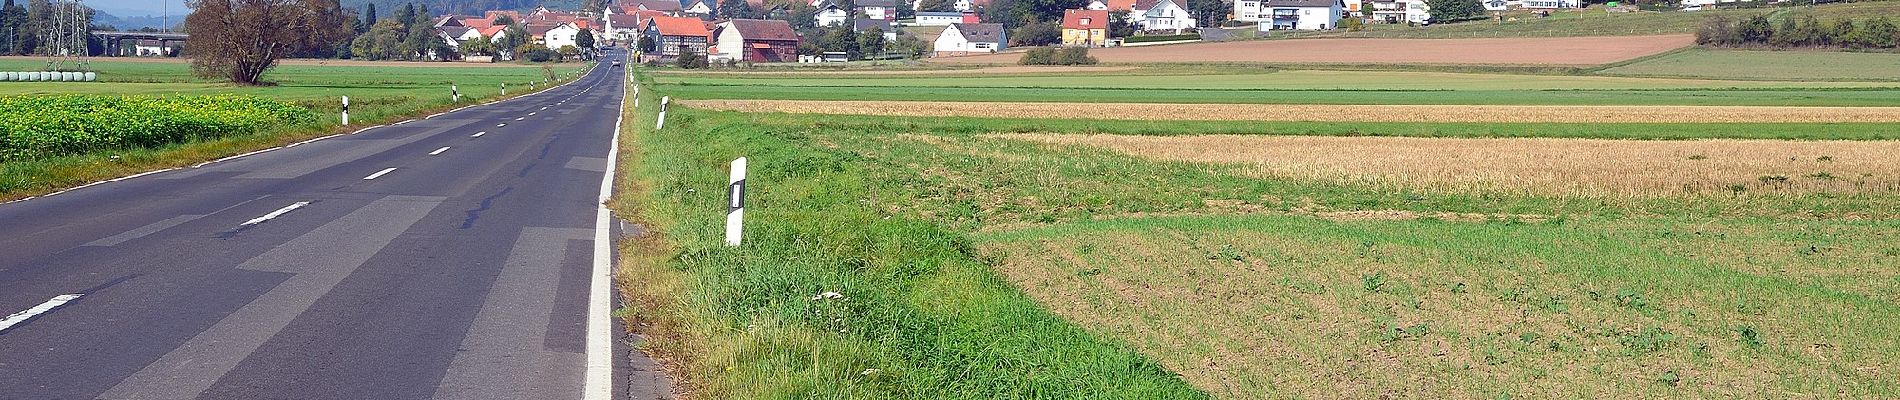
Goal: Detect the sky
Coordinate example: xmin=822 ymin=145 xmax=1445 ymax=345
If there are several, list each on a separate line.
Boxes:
xmin=86 ymin=0 xmax=189 ymax=17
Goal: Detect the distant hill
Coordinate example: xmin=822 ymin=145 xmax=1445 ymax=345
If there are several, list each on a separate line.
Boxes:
xmin=92 ymin=10 xmax=183 ymax=31
xmin=338 ymin=0 xmax=588 ymax=16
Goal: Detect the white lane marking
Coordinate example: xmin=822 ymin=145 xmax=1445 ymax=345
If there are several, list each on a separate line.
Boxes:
xmin=471 ymin=131 xmax=487 ymax=138
xmin=242 ymin=201 xmax=311 ymax=226
xmin=429 ymin=147 xmax=451 ymax=156
xmin=515 ymin=117 xmax=525 ymax=121
xmin=583 ymin=70 xmax=624 ymax=400
xmin=497 ymin=123 xmax=507 ymax=127
xmin=0 ymin=294 xmax=84 ymax=333
xmin=528 ymin=112 xmax=537 ymax=116
xmin=362 ymin=168 xmax=398 ymax=180
xmin=540 ymin=107 xmax=548 ymax=110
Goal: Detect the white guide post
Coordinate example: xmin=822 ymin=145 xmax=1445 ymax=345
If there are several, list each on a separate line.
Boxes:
xmin=655 ymin=96 xmax=670 ymax=130
xmin=340 ymin=96 xmax=349 ymax=125
xmin=725 ymin=157 xmax=747 ymax=247
xmin=452 ymin=83 xmax=459 ymax=103
xmin=501 ymin=82 xmax=507 ymax=96
xmin=632 ymin=85 xmax=640 ymax=108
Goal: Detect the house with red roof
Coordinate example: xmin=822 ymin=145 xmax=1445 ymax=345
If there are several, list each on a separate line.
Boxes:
xmin=641 ymin=15 xmax=712 ymax=61
xmin=711 ymin=19 xmax=800 ymax=62
xmin=1061 ymin=9 xmax=1109 ymax=46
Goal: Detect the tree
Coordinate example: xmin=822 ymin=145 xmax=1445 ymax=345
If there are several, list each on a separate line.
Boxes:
xmin=362 ymin=2 xmax=375 ymax=29
xmin=1425 ymin=0 xmax=1483 ymax=23
xmin=1737 ymin=14 xmax=1772 ymax=44
xmin=1826 ymin=18 xmax=1854 ymax=47
xmin=721 ymin=0 xmax=755 ymax=19
xmin=462 ymin=35 xmax=495 ymax=55
xmin=1054 ymin=46 xmax=1095 ymax=64
xmin=674 ymin=49 xmax=708 ymax=68
xmin=576 ymin=28 xmax=595 ymax=49
xmin=186 ymin=0 xmax=347 ymax=84
xmin=636 ymin=34 xmax=656 ymax=53
xmin=816 ymin=25 xmax=858 ymax=58
xmin=1849 ymin=17 xmax=1897 ymax=48
xmin=887 ymin=31 xmax=928 ymax=58
xmin=497 ymin=23 xmax=528 ymax=59
xmin=897 ymin=0 xmax=913 ymax=19
xmin=350 ymin=19 xmax=404 ymax=60
xmin=584 ymin=0 xmax=607 ymax=13
xmin=918 ymin=0 xmax=955 ymax=12
xmin=857 ymin=28 xmax=885 ymax=58
xmin=786 ymin=3 xmax=818 ymax=33
xmin=1010 ymin=0 xmax=1086 ymax=26
xmin=1107 ymin=10 xmax=1136 ymax=38
xmin=1695 ymin=15 xmax=1737 ymax=46
xmin=1009 ymin=20 xmax=1059 ymax=46
xmin=1185 ymin=0 xmax=1229 ymax=28
xmin=493 ymin=14 xmax=514 ymax=26
xmin=0 ymin=0 xmax=24 ymax=55
xmin=402 ymin=3 xmax=434 ymax=60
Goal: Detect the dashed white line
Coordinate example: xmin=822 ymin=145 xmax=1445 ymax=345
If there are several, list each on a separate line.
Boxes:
xmin=515 ymin=117 xmax=525 ymax=121
xmin=363 ymin=168 xmax=398 ymax=180
xmin=242 ymin=201 xmax=311 ymax=226
xmin=528 ymin=112 xmax=537 ymax=116
xmin=471 ymin=131 xmax=487 ymax=138
xmin=429 ymin=147 xmax=451 ymax=156
xmin=0 ymin=294 xmax=84 ymax=333
xmin=497 ymin=123 xmax=507 ymax=127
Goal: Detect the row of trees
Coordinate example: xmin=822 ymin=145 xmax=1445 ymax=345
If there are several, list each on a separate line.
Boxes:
xmin=1698 ymin=14 xmax=1900 ymax=49
xmin=0 ymin=0 xmax=84 ymax=56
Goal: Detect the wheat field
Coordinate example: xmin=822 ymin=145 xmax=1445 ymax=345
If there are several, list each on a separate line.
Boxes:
xmin=680 ymin=100 xmax=1900 ymax=123
xmin=992 ymin=133 xmax=1900 ymax=196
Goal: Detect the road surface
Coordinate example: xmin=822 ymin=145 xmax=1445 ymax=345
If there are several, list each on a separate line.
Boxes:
xmin=0 ymin=50 xmax=667 ymax=399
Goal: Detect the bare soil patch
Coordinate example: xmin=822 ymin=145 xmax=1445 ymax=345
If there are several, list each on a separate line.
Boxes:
xmin=931 ymin=35 xmax=1695 ymax=65
xmin=0 ymin=56 xmax=571 ymax=68
xmin=681 ymin=99 xmax=1900 ymax=123
xmin=992 ymin=133 xmax=1900 ymax=196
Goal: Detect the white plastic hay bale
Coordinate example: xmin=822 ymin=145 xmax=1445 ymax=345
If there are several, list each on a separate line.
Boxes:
xmin=83 ymin=72 xmax=96 ymax=82
xmin=1 ymin=71 xmax=14 ymax=81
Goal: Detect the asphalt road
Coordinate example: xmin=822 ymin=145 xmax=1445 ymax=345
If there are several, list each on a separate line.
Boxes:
xmin=0 ymin=50 xmax=666 ymax=399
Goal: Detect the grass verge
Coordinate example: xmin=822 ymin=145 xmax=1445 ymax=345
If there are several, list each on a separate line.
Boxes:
xmin=608 ymin=73 xmax=1208 ymax=398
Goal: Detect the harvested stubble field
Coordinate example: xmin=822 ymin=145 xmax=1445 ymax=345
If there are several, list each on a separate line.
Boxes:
xmin=995 ymin=134 xmax=1900 ymax=196
xmin=680 ymin=99 xmax=1900 ymax=123
xmin=931 ymin=35 xmax=1696 ymax=65
xmin=617 ymin=93 xmax=1900 ymax=398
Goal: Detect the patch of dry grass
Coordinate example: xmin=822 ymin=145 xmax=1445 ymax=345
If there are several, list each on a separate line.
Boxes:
xmin=978 ymin=215 xmax=1900 ymax=399
xmin=679 ymin=100 xmax=1900 ymax=123
xmin=993 ymin=133 xmax=1900 ymax=197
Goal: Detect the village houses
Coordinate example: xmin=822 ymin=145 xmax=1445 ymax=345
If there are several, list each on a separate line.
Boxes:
xmin=1060 ymin=9 xmax=1109 ymax=47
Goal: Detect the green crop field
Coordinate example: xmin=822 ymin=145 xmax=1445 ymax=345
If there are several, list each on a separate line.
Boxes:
xmin=1286 ymin=1 xmax=1900 ymax=39
xmin=1601 ymin=48 xmax=1900 ymax=81
xmin=0 ymin=57 xmax=588 ymax=198
xmin=613 ymin=51 xmax=1900 ymax=398
xmin=653 ymin=66 xmax=1900 ymax=106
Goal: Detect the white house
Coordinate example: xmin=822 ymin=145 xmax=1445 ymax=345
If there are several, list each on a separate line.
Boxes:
xmin=814 ymin=0 xmax=851 ymax=26
xmin=933 ymin=22 xmax=1004 ymax=56
xmin=1237 ymin=0 xmax=1343 ymax=30
xmin=1366 ymin=0 xmax=1426 ymax=23
xmin=1132 ymin=0 xmax=1197 ymax=32
xmin=915 ymin=11 xmax=965 ymax=26
xmin=606 ymin=14 xmax=643 ymax=44
xmin=1086 ymin=0 xmax=1109 ymax=9
xmin=1520 ymin=0 xmax=1576 ymax=8
xmin=859 ymin=0 xmax=899 ymax=20
xmin=684 ymin=0 xmax=714 ymax=15
xmin=544 ymin=22 xmax=584 ymax=50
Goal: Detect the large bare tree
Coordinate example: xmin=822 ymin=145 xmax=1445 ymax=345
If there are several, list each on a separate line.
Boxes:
xmin=185 ymin=0 xmax=347 ymax=84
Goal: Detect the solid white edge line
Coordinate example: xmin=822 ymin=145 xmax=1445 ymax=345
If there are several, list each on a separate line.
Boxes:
xmin=582 ymin=64 xmax=620 ymax=400
xmin=241 ymin=201 xmax=310 ymax=226
xmin=429 ymin=147 xmax=451 ymax=156
xmin=362 ymin=167 xmax=398 ymax=180
xmin=0 ymin=294 xmax=85 ymax=332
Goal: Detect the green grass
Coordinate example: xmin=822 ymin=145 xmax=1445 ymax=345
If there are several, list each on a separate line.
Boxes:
xmin=653 ymin=67 xmax=1900 ymax=106
xmin=0 ymin=58 xmax=589 ymax=198
xmin=663 ymin=84 xmax=1900 ymax=106
xmin=1288 ymin=1 xmax=1900 ymax=39
xmin=1601 ymin=48 xmax=1900 ymax=81
xmin=654 ymin=69 xmax=1899 ymax=90
xmin=613 ymin=72 xmax=1900 ymax=396
xmin=610 ymin=75 xmax=1209 ymax=399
